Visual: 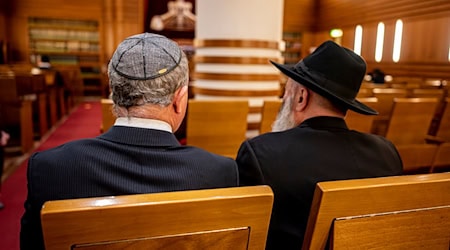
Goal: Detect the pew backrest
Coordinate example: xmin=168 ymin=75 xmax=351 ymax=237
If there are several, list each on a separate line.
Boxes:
xmin=41 ymin=185 xmax=274 ymax=250
xmin=259 ymin=99 xmax=282 ymax=134
xmin=186 ymin=99 xmax=249 ymax=158
xmin=302 ymin=172 xmax=450 ymax=250
xmin=331 ymin=205 xmax=450 ymax=249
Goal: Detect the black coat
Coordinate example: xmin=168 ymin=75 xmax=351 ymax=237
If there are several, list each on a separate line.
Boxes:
xmin=20 ymin=126 xmax=239 ymax=250
xmin=236 ymin=116 xmax=403 ymax=250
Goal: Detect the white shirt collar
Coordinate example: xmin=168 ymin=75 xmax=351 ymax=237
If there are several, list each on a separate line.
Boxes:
xmin=114 ymin=117 xmax=173 ymax=133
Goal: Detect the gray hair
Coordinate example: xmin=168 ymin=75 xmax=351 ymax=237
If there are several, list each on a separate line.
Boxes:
xmin=108 ymin=51 xmax=189 ymax=109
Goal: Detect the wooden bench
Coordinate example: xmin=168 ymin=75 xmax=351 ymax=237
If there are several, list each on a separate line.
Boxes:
xmin=186 ymin=99 xmax=249 ymax=158
xmin=0 ymin=76 xmax=34 ymax=153
xmin=41 ymin=186 xmax=274 ymax=250
xmin=259 ymin=99 xmax=282 ymax=134
xmin=345 ymin=97 xmax=378 ymax=133
xmin=302 ymin=172 xmax=450 ymax=250
xmin=100 ymin=98 xmax=114 ymax=133
xmin=331 ymin=203 xmax=450 ymax=249
xmin=385 ymin=97 xmax=439 ymax=145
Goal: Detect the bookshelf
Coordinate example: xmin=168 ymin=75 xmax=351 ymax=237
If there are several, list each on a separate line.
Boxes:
xmin=283 ymin=32 xmax=302 ymax=64
xmin=28 ymin=17 xmax=104 ymax=96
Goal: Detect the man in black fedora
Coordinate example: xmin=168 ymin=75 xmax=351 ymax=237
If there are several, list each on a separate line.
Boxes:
xmin=235 ymin=40 xmax=403 ymax=249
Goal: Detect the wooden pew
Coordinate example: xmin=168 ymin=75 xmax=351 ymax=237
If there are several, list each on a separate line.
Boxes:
xmin=41 ymin=186 xmax=274 ymax=250
xmin=259 ymin=99 xmax=282 ymax=134
xmin=430 ymin=142 xmax=450 ymax=173
xmin=371 ymin=88 xmax=408 ymax=136
xmin=345 ymin=97 xmax=377 ymax=133
xmin=100 ymin=98 xmax=115 ymax=133
xmin=396 ymin=144 xmax=438 ymax=174
xmin=302 ymin=172 xmax=450 ymax=250
xmin=0 ymin=76 xmax=34 ymax=153
xmin=186 ymin=99 xmax=249 ymax=158
xmin=385 ymin=98 xmax=439 ymax=145
xmin=331 ymin=205 xmax=450 ymax=249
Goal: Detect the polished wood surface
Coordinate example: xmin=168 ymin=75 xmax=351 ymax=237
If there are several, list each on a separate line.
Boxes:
xmin=396 ymin=144 xmax=439 ymax=173
xmin=331 ymin=205 xmax=450 ymax=250
xmin=259 ymin=99 xmax=282 ymax=134
xmin=385 ymin=97 xmax=439 ymax=145
xmin=186 ymin=99 xmax=248 ymax=158
xmin=302 ymin=172 xmax=450 ymax=250
xmin=41 ymin=185 xmax=274 ymax=250
xmin=100 ymin=98 xmax=114 ymax=133
xmin=435 ymin=98 xmax=450 ymax=142
xmin=345 ymin=97 xmax=378 ymax=133
xmin=430 ymin=142 xmax=450 ymax=173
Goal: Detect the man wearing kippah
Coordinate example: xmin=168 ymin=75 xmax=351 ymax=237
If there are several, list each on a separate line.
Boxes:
xmin=236 ymin=40 xmax=403 ymax=249
xmin=20 ymin=33 xmax=239 ymax=250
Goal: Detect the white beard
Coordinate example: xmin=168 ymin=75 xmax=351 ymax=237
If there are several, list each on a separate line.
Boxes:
xmin=272 ymin=95 xmax=296 ymax=132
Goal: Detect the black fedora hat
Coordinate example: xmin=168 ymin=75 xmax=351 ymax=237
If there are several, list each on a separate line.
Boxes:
xmin=271 ymin=40 xmax=377 ymax=115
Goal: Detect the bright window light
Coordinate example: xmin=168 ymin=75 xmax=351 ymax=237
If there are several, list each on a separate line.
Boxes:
xmin=448 ymin=45 xmax=450 ymax=62
xmin=393 ymin=20 xmax=403 ymax=62
xmin=375 ymin=22 xmax=385 ymax=62
xmin=354 ymin=25 xmax=363 ymax=55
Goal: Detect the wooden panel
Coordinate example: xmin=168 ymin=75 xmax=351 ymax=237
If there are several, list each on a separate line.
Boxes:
xmin=41 ymin=186 xmax=274 ymax=250
xmin=345 ymin=97 xmax=378 ymax=133
xmin=283 ymin=0 xmax=316 ymax=31
xmin=431 ymin=142 xmax=450 ymax=173
xmin=396 ymin=144 xmax=438 ymax=173
xmin=332 ymin=206 xmax=450 ymax=250
xmin=186 ymin=99 xmax=248 ymax=158
xmin=386 ymin=98 xmax=439 ymax=145
xmin=303 ymin=172 xmax=450 ymax=250
xmin=75 ymin=228 xmax=249 ymax=250
xmin=316 ymin=0 xmax=450 ymax=29
xmin=100 ymin=99 xmax=114 ymax=133
xmin=259 ymin=99 xmax=282 ymax=134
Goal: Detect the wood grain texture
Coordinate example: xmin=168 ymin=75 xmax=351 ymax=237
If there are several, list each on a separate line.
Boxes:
xmin=41 ymin=185 xmax=274 ymax=250
xmin=303 ymin=172 xmax=450 ymax=250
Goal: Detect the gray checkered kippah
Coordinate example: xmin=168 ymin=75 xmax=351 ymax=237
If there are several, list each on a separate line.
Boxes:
xmin=110 ymin=33 xmax=182 ymax=80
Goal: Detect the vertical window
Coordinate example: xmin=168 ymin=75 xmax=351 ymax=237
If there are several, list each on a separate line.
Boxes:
xmin=375 ymin=22 xmax=385 ymax=62
xmin=448 ymin=44 xmax=450 ymax=62
xmin=354 ymin=25 xmax=363 ymax=55
xmin=393 ymin=20 xmax=403 ymax=63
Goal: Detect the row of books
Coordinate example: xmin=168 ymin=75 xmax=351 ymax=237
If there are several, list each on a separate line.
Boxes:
xmin=30 ymin=41 xmax=99 ymax=53
xmin=29 ymin=29 xmax=99 ymax=42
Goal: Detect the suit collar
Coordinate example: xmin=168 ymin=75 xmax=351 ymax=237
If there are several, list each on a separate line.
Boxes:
xmin=99 ymin=126 xmax=181 ymax=147
xmin=299 ymin=116 xmax=348 ymax=130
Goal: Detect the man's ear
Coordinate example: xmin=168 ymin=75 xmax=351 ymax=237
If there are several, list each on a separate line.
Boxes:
xmin=173 ymin=85 xmax=188 ymax=114
xmin=294 ymin=88 xmax=308 ymax=112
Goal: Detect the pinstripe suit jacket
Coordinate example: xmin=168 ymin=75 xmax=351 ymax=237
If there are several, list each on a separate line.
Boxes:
xmin=20 ymin=126 xmax=239 ymax=250
xmin=236 ymin=116 xmax=403 ymax=250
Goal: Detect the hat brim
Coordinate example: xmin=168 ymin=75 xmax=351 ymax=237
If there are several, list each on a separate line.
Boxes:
xmin=271 ymin=61 xmax=378 ymax=115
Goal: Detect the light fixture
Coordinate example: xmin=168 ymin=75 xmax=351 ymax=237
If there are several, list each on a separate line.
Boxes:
xmin=354 ymin=25 xmax=363 ymax=55
xmin=375 ymin=22 xmax=385 ymax=62
xmin=330 ymin=29 xmax=343 ymax=38
xmin=393 ymin=20 xmax=403 ymax=63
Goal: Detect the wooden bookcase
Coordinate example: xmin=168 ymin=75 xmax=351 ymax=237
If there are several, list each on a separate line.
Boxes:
xmin=283 ymin=32 xmax=302 ymax=64
xmin=28 ymin=17 xmax=104 ymax=96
